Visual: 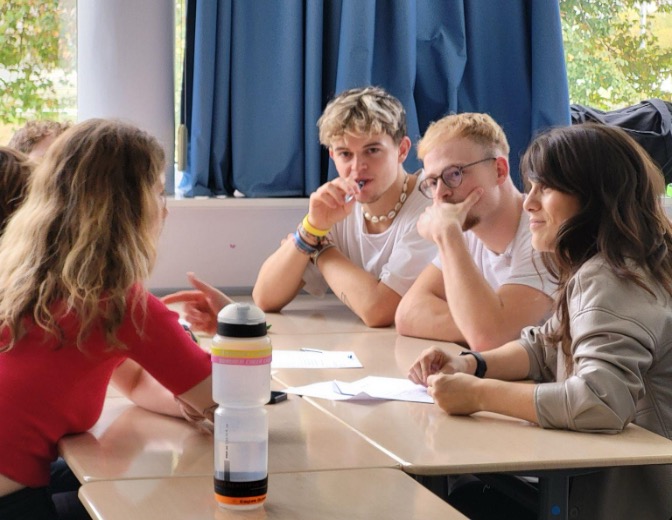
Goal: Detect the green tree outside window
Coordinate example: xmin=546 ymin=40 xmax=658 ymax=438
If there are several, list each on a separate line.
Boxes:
xmin=1 ymin=1 xmax=670 ymax=144
xmin=0 ymin=0 xmax=76 ymax=127
xmin=561 ymin=0 xmax=672 ymax=110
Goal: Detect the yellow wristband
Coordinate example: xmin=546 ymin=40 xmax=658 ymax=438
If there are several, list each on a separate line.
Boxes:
xmin=302 ymin=215 xmax=330 ymax=237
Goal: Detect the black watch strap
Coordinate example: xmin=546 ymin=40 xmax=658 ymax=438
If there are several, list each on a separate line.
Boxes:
xmin=459 ymin=350 xmax=487 ymax=378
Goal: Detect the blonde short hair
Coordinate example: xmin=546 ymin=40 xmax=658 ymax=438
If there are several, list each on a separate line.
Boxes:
xmin=417 ymin=113 xmax=509 ymax=160
xmin=317 ymin=87 xmax=407 ymax=147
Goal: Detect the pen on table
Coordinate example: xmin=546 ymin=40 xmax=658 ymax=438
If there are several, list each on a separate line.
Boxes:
xmin=345 ymin=180 xmax=365 ymax=203
xmin=300 ymin=348 xmax=325 ymax=353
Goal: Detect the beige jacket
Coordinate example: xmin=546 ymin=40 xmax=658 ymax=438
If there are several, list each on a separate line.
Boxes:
xmin=520 ymin=256 xmax=672 ymax=520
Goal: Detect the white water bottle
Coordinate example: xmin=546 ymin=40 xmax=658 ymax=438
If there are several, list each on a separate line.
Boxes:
xmin=211 ymin=303 xmax=271 ymax=510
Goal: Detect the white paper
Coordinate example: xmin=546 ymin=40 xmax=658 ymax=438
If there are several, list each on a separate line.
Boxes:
xmin=284 ymin=376 xmax=433 ymax=404
xmin=272 ymin=350 xmax=362 ymax=369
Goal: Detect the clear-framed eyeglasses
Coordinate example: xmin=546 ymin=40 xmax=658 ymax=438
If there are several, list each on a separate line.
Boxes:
xmin=418 ymin=157 xmax=497 ymax=198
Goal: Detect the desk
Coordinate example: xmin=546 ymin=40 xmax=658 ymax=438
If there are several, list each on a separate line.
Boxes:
xmin=81 ymin=298 xmax=672 ymax=520
xmin=78 ymin=469 xmax=467 ymax=519
xmin=272 ymin=329 xmax=446 ymax=386
xmin=222 ymin=294 xmax=390 ymax=336
xmin=271 ymin=333 xmax=672 ymax=520
xmin=270 ymin=330 xmax=446 ymax=386
xmin=59 ymin=392 xmax=395 ymax=483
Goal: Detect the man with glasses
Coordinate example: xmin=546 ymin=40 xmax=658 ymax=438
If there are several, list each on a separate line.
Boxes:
xmin=395 ymin=113 xmax=554 ymax=350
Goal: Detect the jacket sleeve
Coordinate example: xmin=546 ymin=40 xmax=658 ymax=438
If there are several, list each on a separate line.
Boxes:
xmin=530 ymin=270 xmax=655 ymax=433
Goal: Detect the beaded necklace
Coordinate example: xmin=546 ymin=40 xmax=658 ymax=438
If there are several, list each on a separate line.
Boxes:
xmin=362 ymin=174 xmax=409 ymax=223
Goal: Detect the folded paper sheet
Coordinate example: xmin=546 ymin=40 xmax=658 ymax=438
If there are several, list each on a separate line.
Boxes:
xmin=284 ymin=376 xmax=433 ymax=403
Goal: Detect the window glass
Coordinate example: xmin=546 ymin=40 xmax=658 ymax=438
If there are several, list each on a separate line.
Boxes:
xmin=2 ymin=2 xmax=669 ymax=144
xmin=0 ymin=0 xmax=77 ymax=143
xmin=560 ymin=0 xmax=672 ymax=109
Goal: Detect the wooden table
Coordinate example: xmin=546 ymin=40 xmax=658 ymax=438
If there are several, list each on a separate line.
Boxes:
xmin=81 ymin=298 xmax=672 ymax=519
xmin=270 ymin=330 xmax=440 ymax=383
xmin=271 ymin=333 xmax=672 ymax=520
xmin=59 ymin=392 xmax=395 ymax=483
xmin=193 ymin=294 xmax=391 ymax=337
xmin=78 ymin=468 xmax=467 ymax=519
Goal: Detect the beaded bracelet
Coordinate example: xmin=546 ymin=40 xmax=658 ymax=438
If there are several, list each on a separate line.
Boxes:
xmin=302 ymin=214 xmax=330 ymax=237
xmin=297 ymin=223 xmax=322 ymax=247
xmin=311 ymin=243 xmax=336 ymax=266
xmin=293 ymin=230 xmax=317 ymax=255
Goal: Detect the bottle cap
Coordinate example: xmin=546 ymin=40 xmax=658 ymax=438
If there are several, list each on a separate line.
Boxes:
xmin=216 ymin=303 xmax=268 ymax=338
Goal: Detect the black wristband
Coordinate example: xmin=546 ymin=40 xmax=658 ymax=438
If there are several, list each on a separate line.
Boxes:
xmin=459 ymin=350 xmax=487 ymax=378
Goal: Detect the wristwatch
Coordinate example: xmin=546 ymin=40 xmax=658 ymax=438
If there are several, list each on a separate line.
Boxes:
xmin=459 ymin=350 xmax=487 ymax=378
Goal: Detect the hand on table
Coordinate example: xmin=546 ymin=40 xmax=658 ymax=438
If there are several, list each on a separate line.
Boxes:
xmin=426 ymin=372 xmax=482 ymax=416
xmin=161 ymin=272 xmax=233 ymax=335
xmin=408 ymin=346 xmax=469 ymax=386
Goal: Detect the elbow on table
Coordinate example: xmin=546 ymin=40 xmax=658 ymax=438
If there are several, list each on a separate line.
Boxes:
xmin=394 ymin=298 xmax=418 ymax=336
xmin=252 ymin=290 xmax=287 ymax=313
xmin=395 ymin=314 xmax=417 ymax=337
xmin=562 ymin=416 xmax=631 ymax=435
xmin=540 ymin=386 xmax=635 ymax=434
xmin=574 ymin=403 xmax=635 ymax=434
xmin=359 ymin=307 xmax=395 ymax=329
xmin=467 ymin=326 xmax=521 ymax=352
xmin=468 ymin=334 xmax=506 ymax=352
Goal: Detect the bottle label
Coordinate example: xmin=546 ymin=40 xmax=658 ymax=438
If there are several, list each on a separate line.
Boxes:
xmin=211 ymin=347 xmax=272 ymax=366
xmin=211 ymin=341 xmax=272 ymax=367
xmin=214 ymin=476 xmax=268 ymax=506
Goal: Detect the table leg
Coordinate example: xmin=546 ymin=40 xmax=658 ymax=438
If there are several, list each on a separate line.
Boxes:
xmin=538 ymin=473 xmax=569 ymax=520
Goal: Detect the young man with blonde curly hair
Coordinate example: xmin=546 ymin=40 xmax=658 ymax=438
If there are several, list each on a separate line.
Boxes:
xmin=165 ymin=87 xmax=436 ymax=329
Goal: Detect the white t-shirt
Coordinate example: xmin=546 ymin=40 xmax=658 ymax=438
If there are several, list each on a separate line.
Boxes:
xmin=303 ymin=185 xmax=436 ymax=297
xmin=432 ymin=210 xmax=555 ymax=297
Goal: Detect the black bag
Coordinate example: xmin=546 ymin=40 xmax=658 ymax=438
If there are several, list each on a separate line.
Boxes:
xmin=570 ymin=99 xmax=672 ymax=182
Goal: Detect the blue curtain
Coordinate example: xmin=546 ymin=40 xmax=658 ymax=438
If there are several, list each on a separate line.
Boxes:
xmin=180 ymin=0 xmax=569 ymax=197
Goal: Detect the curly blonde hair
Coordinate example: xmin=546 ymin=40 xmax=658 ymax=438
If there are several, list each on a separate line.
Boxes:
xmin=0 ymin=119 xmax=166 ymax=352
xmin=317 ymin=86 xmax=407 ymax=147
xmin=8 ymin=120 xmax=72 ymax=155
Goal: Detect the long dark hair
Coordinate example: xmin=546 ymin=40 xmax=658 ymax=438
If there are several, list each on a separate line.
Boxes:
xmin=521 ymin=123 xmax=672 ymax=360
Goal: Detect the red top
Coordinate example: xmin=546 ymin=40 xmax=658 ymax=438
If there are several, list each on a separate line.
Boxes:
xmin=0 ymin=289 xmax=211 ymax=487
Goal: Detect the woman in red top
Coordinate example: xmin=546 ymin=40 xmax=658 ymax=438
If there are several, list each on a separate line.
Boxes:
xmin=0 ymin=119 xmax=215 ymax=519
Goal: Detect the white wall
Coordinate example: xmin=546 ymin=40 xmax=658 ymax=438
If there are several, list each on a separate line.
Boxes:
xmin=78 ymin=0 xmax=175 ymax=187
xmin=76 ymin=2 xmax=309 ymax=295
xmin=148 ymin=198 xmax=308 ymax=294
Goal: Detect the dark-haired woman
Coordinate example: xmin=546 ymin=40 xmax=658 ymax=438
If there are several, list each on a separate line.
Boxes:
xmin=409 ymin=123 xmax=672 ymax=520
